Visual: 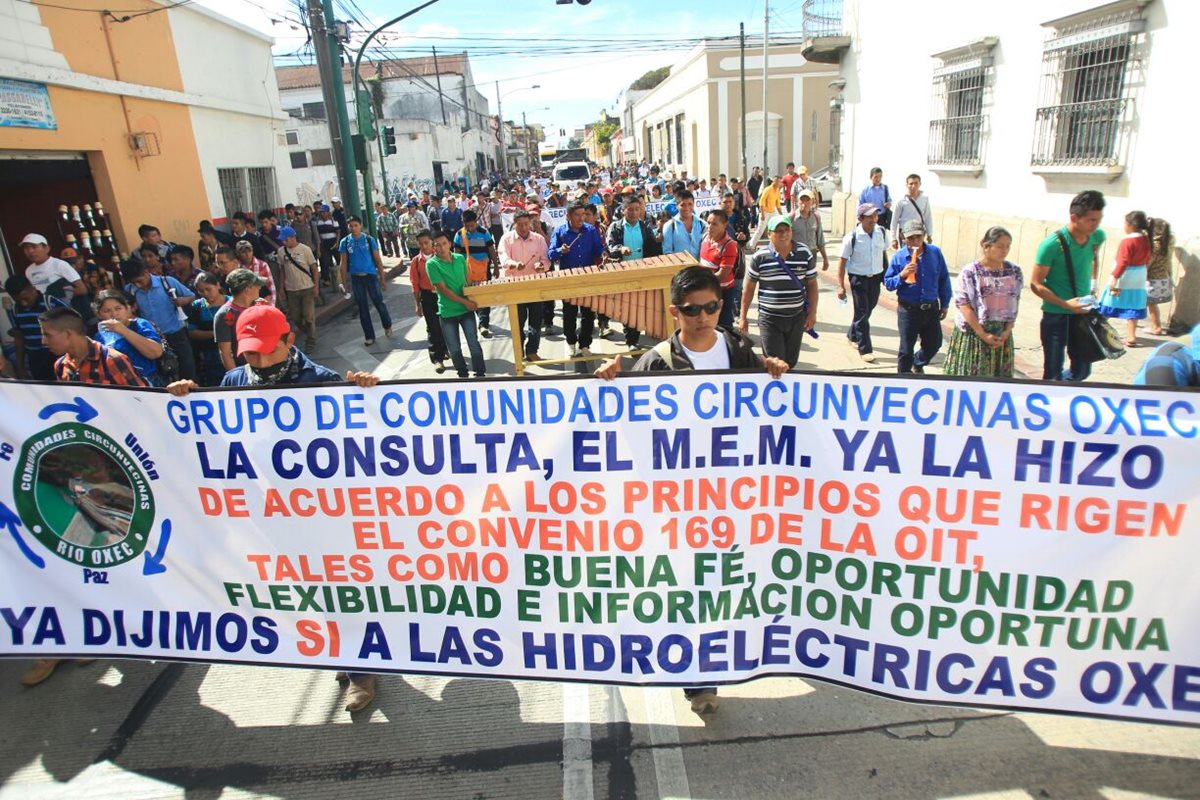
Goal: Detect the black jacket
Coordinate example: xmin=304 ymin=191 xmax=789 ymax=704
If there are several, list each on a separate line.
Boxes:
xmin=605 ymin=218 xmax=662 ymax=261
xmin=631 ymin=328 xmax=763 ymax=372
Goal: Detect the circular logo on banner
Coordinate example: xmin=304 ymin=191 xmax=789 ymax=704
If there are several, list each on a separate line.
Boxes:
xmin=12 ymin=423 xmax=155 ymax=568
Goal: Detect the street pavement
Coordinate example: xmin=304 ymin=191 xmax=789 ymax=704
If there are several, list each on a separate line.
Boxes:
xmin=2 ymin=220 xmax=1196 ymax=799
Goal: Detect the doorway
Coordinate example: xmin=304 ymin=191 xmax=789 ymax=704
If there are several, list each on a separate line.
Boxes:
xmin=0 ymin=152 xmax=99 ymax=281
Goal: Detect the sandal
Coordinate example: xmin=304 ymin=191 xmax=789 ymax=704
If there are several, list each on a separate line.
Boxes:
xmin=1146 ymin=328 xmax=1165 ymax=336
xmin=1123 ymin=340 xmax=1139 ymax=348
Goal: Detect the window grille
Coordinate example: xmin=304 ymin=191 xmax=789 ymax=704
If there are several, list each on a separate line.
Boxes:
xmin=1031 ymin=3 xmax=1146 ymax=169
xmin=247 ymin=168 xmax=277 ymax=212
xmin=217 ymin=168 xmax=247 ymax=218
xmin=928 ymin=40 xmax=995 ymax=168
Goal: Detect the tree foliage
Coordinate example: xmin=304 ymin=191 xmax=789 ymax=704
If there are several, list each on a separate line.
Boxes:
xmin=629 ymin=66 xmax=669 ymax=91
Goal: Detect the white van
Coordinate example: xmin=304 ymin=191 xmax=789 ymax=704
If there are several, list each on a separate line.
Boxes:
xmin=553 ymin=161 xmax=591 ymax=184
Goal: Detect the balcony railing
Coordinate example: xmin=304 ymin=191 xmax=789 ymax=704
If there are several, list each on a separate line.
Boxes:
xmin=1031 ymin=99 xmax=1127 ymax=168
xmin=802 ymin=0 xmax=843 ymax=38
xmin=928 ymin=116 xmax=984 ymax=166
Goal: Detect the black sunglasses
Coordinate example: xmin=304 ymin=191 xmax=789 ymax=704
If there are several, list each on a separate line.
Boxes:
xmin=678 ymin=300 xmax=722 ymax=317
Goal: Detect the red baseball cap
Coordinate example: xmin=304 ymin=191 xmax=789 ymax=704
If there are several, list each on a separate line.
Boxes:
xmin=236 ymin=305 xmax=291 ymax=355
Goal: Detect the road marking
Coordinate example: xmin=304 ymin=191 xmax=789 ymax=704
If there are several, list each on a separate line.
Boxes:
xmin=562 ymin=683 xmax=594 ymax=800
xmin=641 ymin=688 xmax=692 ymax=800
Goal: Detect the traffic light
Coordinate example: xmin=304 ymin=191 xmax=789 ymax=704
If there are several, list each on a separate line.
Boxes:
xmin=382 ymin=126 xmax=397 ymax=156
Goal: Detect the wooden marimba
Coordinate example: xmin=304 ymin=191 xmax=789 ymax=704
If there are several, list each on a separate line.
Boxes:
xmin=464 ymin=253 xmax=698 ymax=375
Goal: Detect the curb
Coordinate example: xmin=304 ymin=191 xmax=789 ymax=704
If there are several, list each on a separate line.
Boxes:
xmin=314 ymin=260 xmax=408 ymax=326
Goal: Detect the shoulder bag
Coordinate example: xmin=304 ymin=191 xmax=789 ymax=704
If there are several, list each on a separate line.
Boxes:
xmin=1057 ymin=232 xmax=1125 ymax=362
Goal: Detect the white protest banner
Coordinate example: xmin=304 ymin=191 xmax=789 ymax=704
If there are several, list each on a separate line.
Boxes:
xmin=1 ymin=374 xmax=1197 ymax=726
xmin=540 ymin=196 xmax=721 ymax=228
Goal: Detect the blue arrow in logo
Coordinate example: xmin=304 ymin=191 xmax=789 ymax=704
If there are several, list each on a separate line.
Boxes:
xmin=142 ymin=518 xmax=172 ymax=576
xmin=38 ymin=397 xmax=99 ymax=424
xmin=0 ymin=501 xmax=45 ymax=569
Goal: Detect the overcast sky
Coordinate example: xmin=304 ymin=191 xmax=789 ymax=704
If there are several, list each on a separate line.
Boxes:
xmin=195 ymin=0 xmax=800 ymax=135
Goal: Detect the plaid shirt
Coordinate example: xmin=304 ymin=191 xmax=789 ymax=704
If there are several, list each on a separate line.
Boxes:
xmin=243 ymin=257 xmax=277 ymax=307
xmin=54 ymin=340 xmax=148 ymax=386
xmin=376 ymin=210 xmax=399 ymax=233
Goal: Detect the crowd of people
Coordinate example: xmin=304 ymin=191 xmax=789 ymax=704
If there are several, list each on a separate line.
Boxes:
xmin=1 ymin=161 xmax=1191 ymax=399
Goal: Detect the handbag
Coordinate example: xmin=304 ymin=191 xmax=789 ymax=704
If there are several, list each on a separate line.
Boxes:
xmin=1056 ymin=232 xmax=1125 ymax=363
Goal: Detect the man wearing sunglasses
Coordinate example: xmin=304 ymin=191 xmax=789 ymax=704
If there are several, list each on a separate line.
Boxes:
xmin=595 ymin=267 xmax=787 ymax=378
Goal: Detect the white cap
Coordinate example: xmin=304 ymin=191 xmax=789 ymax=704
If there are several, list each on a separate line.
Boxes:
xmin=331 ymin=196 xmax=342 ymax=203
xmin=20 ymin=233 xmax=48 ymax=246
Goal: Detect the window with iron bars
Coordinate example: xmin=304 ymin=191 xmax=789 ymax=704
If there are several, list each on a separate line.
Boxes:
xmin=1032 ymin=4 xmax=1145 ymax=171
xmin=248 ymin=168 xmax=277 ymax=212
xmin=217 ymin=168 xmax=247 ymax=219
xmin=927 ymin=47 xmax=992 ymax=168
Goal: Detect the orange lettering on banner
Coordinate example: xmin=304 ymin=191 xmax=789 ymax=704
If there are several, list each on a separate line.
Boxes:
xmin=1019 ymin=494 xmax=1186 ymax=537
xmin=481 ymin=484 xmax=511 ymax=512
xmin=198 ymin=486 xmax=248 ymax=517
xmin=353 ymin=520 xmax=405 ymax=550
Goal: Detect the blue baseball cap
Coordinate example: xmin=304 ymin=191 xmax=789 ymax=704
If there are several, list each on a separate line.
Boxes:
xmin=319 ymin=203 xmax=331 ymax=212
xmin=279 ymin=226 xmax=297 ymax=239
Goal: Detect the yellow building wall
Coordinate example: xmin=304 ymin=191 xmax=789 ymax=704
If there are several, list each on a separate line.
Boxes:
xmin=0 ymin=1 xmax=211 ymax=253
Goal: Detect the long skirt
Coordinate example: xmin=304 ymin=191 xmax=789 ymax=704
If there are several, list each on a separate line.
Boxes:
xmin=942 ymin=320 xmax=1015 ymax=378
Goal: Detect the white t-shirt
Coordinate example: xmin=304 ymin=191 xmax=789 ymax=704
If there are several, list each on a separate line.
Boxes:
xmin=25 ymin=257 xmax=81 ymax=298
xmin=681 ymin=335 xmax=731 ymax=371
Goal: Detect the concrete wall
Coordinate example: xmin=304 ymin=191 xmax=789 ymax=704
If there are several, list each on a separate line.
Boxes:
xmin=832 ymin=0 xmax=1197 ymax=329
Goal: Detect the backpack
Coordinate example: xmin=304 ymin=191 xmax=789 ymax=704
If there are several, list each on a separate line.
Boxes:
xmin=144 ymin=318 xmax=181 ymax=383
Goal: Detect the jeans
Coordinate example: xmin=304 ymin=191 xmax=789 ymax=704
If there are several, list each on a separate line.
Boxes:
xmin=562 ymin=301 xmax=595 ymax=348
xmin=165 ymin=327 xmax=196 ymax=381
xmin=718 ymin=284 xmax=739 ymax=331
xmin=543 ymin=299 xmax=556 ymax=330
xmin=517 ymin=301 xmax=543 ymax=356
xmin=441 ymin=311 xmax=486 ymax=377
xmin=896 ymin=303 xmax=942 ymax=373
xmin=350 ymin=274 xmax=392 ymax=341
xmin=418 ymin=289 xmax=448 ymax=362
xmin=848 ymin=273 xmax=882 ymax=354
xmin=758 ymin=312 xmax=805 ymax=368
xmin=1040 ymin=312 xmax=1092 ymax=382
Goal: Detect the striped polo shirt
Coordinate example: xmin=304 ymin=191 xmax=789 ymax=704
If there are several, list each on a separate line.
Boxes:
xmin=747 ymin=243 xmax=816 ymax=318
xmin=7 ymin=297 xmax=48 ymax=351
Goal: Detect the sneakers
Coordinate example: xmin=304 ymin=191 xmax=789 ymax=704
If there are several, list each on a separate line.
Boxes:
xmin=913 ymin=364 xmax=925 ymax=374
xmin=688 ymin=690 xmax=720 ymax=714
xmin=542 ymin=324 xmax=555 ymax=336
xmin=384 ymin=327 xmax=393 ymax=338
xmin=434 ymin=359 xmax=447 ymax=374
xmin=344 ymin=674 xmax=376 ymax=712
xmin=479 ymin=325 xmax=492 ymax=339
xmin=19 ymin=659 xmax=60 ymax=687
xmin=597 ymin=322 xmax=611 ymax=338
xmin=572 ymin=346 xmax=591 ymax=359
xmin=861 ymin=352 xmax=877 ymax=363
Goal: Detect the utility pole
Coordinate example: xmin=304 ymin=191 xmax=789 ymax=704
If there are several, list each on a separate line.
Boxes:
xmin=762 ymin=0 xmax=769 ymax=178
xmin=522 ymin=110 xmax=529 ymax=170
xmin=306 ymin=0 xmax=348 ymax=198
xmin=740 ymin=21 xmax=747 ymax=181
xmin=319 ymin=0 xmax=360 ymax=216
xmin=432 ymin=46 xmax=448 ymax=125
xmin=496 ymin=81 xmax=504 ymax=176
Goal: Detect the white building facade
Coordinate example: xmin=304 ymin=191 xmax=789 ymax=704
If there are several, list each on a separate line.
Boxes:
xmin=275 ymin=55 xmax=495 ymax=205
xmin=630 ymin=39 xmax=840 ymax=180
xmin=818 ymin=0 xmax=1197 ymax=328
